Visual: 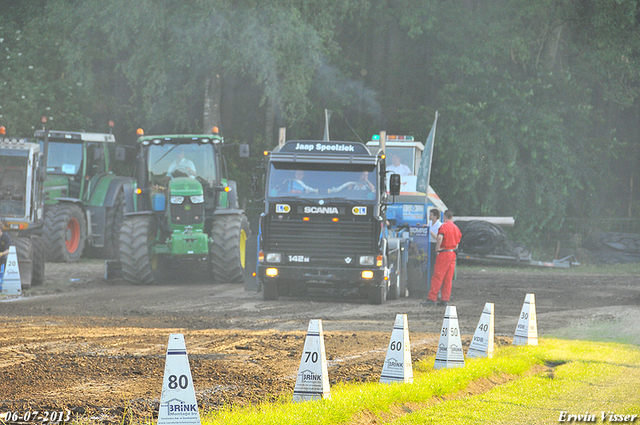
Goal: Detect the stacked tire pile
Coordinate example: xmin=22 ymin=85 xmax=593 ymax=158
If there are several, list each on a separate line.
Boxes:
xmin=584 ymin=232 xmax=640 ymax=264
xmin=457 ymin=220 xmax=530 ymax=259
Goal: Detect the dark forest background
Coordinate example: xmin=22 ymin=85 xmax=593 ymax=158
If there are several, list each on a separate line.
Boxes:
xmin=1 ymin=0 xmax=639 ymax=241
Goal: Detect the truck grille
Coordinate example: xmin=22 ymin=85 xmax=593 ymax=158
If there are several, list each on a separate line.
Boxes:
xmin=265 ymin=218 xmax=377 ymax=256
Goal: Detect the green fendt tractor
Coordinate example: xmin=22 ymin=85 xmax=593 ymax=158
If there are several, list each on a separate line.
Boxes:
xmin=34 ymin=129 xmax=132 ymax=262
xmin=0 ymin=127 xmax=45 ymax=288
xmin=114 ymin=129 xmax=250 ymax=285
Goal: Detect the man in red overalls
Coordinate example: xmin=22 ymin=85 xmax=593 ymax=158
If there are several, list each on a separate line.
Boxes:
xmin=425 ymin=210 xmax=462 ymax=307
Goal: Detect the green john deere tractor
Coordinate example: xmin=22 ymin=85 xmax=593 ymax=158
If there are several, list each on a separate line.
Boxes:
xmin=114 ymin=129 xmax=250 ymax=284
xmin=33 ymin=129 xmax=132 ymax=262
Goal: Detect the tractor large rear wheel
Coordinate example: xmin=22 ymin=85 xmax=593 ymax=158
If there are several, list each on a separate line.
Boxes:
xmin=100 ymin=189 xmax=125 ymax=259
xmin=210 ymin=213 xmax=250 ymax=283
xmin=15 ymin=237 xmax=33 ymax=290
xmin=119 ymin=215 xmax=160 ymax=285
xmin=30 ymin=236 xmax=45 ymax=286
xmin=43 ymin=204 xmax=87 ymax=262
xmin=14 ymin=236 xmax=44 ymax=289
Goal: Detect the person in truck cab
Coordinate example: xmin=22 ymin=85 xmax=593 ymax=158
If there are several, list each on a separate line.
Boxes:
xmin=288 ymin=170 xmax=318 ymax=194
xmin=387 ymin=154 xmax=411 ymax=176
xmin=328 ymin=171 xmax=375 ymax=194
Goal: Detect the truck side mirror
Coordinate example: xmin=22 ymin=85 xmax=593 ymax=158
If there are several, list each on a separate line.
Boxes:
xmin=389 ymin=174 xmax=401 ymax=196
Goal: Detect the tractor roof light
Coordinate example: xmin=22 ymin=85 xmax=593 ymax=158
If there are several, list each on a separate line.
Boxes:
xmin=141 ymin=140 xmax=151 ymax=146
xmin=136 ymin=128 xmax=144 ymax=136
xmin=152 ymin=139 xmax=162 ymax=145
xmin=0 ymin=126 xmax=5 ymax=135
xmin=212 ymin=126 xmax=219 ymax=134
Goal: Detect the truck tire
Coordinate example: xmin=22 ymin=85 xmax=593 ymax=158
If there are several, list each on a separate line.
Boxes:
xmin=400 ymin=256 xmax=409 ymax=297
xmin=119 ymin=215 xmax=159 ymax=285
xmin=30 ymin=236 xmax=45 ymax=286
xmin=369 ymin=283 xmax=387 ymax=305
xmin=387 ymin=271 xmax=401 ymax=300
xmin=210 ymin=213 xmax=250 ymax=283
xmin=263 ymin=280 xmax=279 ymax=301
xmin=101 ymin=189 xmax=125 ymax=259
xmin=43 ymin=203 xmax=86 ymax=262
xmin=15 ymin=237 xmax=33 ymax=289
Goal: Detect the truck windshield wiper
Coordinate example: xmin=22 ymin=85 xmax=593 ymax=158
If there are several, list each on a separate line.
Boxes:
xmin=269 ymin=196 xmax=316 ymax=204
xmin=321 ymin=197 xmax=367 ymax=203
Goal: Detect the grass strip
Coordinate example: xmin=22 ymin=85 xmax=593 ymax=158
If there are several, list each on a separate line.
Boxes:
xmin=392 ymin=339 xmax=640 ymax=424
xmin=201 ymin=339 xmax=640 ymax=425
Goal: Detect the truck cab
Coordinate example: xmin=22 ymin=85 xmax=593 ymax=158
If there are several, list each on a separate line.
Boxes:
xmin=258 ymin=140 xmax=397 ymax=304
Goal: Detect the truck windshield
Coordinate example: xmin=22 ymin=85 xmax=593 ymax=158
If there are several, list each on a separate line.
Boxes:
xmin=0 ymin=151 xmax=29 ymax=217
xmin=267 ymin=163 xmax=378 ymax=200
xmin=43 ymin=141 xmax=83 ymax=175
xmin=147 ymin=143 xmax=217 ymax=188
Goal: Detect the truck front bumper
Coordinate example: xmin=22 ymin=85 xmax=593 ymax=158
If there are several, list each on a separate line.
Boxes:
xmin=258 ymin=264 xmax=387 ymax=288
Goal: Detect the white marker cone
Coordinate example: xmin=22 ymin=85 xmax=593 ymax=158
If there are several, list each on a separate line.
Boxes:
xmin=380 ymin=314 xmax=413 ymax=384
xmin=513 ymin=293 xmax=538 ymax=346
xmin=1 ymin=246 xmax=21 ymax=295
xmin=467 ymin=302 xmax=495 ymax=358
xmin=434 ymin=305 xmax=465 ymax=369
xmin=293 ymin=319 xmax=330 ymax=402
xmin=157 ymin=334 xmax=201 ymax=425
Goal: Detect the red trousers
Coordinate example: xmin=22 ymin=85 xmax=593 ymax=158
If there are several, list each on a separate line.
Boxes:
xmin=428 ymin=251 xmax=456 ymax=302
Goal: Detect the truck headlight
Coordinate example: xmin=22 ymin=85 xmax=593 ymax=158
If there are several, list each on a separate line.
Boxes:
xmin=359 ymin=256 xmax=374 ymax=266
xmin=190 ymin=195 xmax=204 ymax=204
xmin=361 ymin=270 xmax=374 ymax=279
xmin=266 ymin=253 xmax=282 ymax=263
xmin=266 ymin=268 xmax=279 ymax=277
xmin=170 ymin=196 xmax=184 ymax=204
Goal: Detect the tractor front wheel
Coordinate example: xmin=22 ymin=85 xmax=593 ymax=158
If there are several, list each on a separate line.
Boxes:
xmin=119 ymin=215 xmax=160 ymax=285
xmin=210 ymin=213 xmax=250 ymax=283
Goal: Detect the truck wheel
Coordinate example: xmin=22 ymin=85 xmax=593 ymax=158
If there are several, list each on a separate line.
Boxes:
xmin=43 ymin=204 xmax=87 ymax=262
xmin=30 ymin=236 xmax=45 ymax=286
xmin=263 ymin=280 xmax=279 ymax=301
xmin=102 ymin=189 xmax=125 ymax=259
xmin=119 ymin=215 xmax=159 ymax=285
xmin=369 ymin=283 xmax=387 ymax=305
xmin=210 ymin=213 xmax=250 ymax=283
xmin=15 ymin=237 xmax=33 ymax=289
xmin=400 ymin=261 xmax=408 ymax=297
xmin=387 ymin=271 xmax=400 ymax=300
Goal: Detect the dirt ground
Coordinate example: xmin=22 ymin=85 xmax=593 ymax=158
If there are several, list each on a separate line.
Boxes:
xmin=0 ymin=260 xmax=638 ymax=423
